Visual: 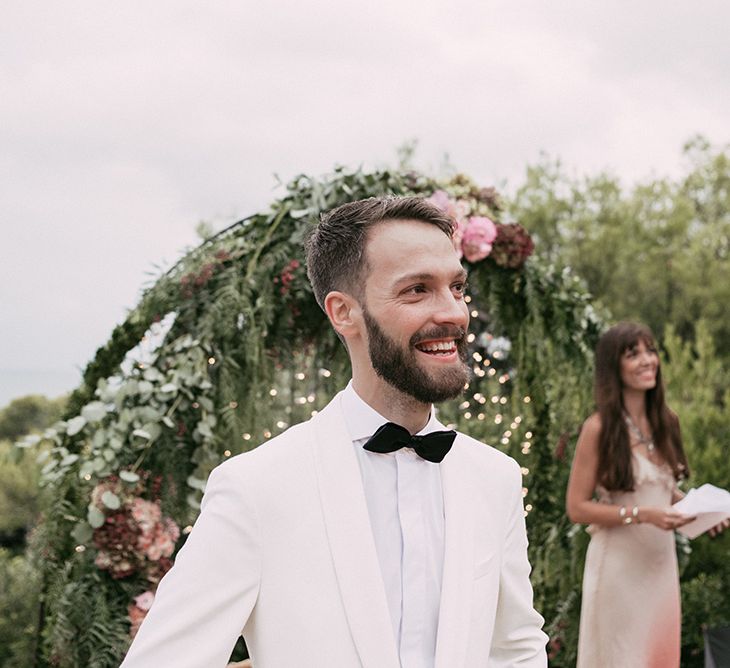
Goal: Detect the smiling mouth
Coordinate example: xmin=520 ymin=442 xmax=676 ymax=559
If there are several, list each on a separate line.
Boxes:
xmin=415 ymin=340 xmax=458 ymax=356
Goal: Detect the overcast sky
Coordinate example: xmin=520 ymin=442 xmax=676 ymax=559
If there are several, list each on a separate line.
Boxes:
xmin=1 ymin=0 xmax=729 ymax=407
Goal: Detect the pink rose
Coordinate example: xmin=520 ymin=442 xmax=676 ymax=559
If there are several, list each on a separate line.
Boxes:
xmin=134 ymin=591 xmax=155 ymax=611
xmin=461 ymin=216 xmax=497 ymax=262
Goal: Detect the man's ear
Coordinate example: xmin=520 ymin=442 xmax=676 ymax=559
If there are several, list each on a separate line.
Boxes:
xmin=324 ymin=290 xmax=361 ymax=340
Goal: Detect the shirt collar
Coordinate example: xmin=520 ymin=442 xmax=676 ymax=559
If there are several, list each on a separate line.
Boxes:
xmin=340 ymin=380 xmax=445 ymax=442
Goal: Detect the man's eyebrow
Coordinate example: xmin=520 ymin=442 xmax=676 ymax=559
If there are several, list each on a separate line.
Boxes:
xmin=393 ymin=269 xmax=468 ymax=284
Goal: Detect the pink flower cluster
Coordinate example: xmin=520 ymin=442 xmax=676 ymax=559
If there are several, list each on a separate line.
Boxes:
xmin=131 ymin=498 xmax=180 ymax=562
xmin=180 ymin=249 xmax=231 ymax=299
xmin=273 ymin=259 xmax=301 ymax=296
xmin=427 ymin=191 xmax=497 ymax=263
xmin=427 ymin=189 xmax=533 ymax=267
xmin=90 ymin=476 xmax=180 ymax=581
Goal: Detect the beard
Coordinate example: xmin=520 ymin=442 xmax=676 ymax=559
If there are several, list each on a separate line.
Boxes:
xmin=362 ymin=307 xmax=469 ymax=404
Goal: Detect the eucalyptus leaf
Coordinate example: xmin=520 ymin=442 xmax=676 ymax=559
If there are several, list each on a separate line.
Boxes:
xmin=119 ymin=470 xmax=139 ymax=483
xmin=92 ymin=429 xmax=106 ymax=449
xmin=100 ymin=491 xmax=121 ymax=510
xmin=143 ymin=367 xmax=164 ymax=382
xmin=186 ymin=492 xmax=202 ymax=510
xmin=78 ymin=461 xmax=95 ymax=479
xmin=66 ymin=416 xmax=87 ymax=436
xmin=81 ymin=401 xmax=107 ymax=423
xmin=196 ymin=422 xmax=214 ymax=439
xmin=87 ymin=506 xmax=106 ymax=529
xmin=138 ymin=380 xmax=154 ymax=395
xmin=61 ymin=453 xmax=79 ymax=467
xmin=186 ymin=475 xmax=207 ymax=491
xmin=198 ymin=396 xmax=215 ymax=412
xmin=71 ymin=522 xmax=93 ymax=544
xmin=140 ymin=422 xmax=162 ymax=442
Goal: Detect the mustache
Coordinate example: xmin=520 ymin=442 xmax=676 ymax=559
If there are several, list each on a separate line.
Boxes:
xmin=410 ymin=326 xmax=467 ymax=347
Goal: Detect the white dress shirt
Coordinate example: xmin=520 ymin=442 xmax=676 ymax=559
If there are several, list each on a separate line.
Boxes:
xmin=340 ymin=382 xmax=445 ymax=668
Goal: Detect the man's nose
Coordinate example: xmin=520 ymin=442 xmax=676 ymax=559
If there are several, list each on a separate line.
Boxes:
xmin=433 ymin=290 xmax=469 ymax=327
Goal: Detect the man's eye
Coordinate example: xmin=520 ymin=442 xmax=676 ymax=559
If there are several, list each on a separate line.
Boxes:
xmin=408 ymin=285 xmax=426 ymax=294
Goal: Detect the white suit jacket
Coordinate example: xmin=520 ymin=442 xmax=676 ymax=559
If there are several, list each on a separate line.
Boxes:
xmin=121 ymin=391 xmax=548 ymax=667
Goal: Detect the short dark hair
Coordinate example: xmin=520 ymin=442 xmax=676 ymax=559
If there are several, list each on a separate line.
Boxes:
xmin=305 ymin=195 xmax=455 ymax=309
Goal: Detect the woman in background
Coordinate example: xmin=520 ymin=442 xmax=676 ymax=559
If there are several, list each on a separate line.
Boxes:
xmin=567 ymin=321 xmax=696 ymax=667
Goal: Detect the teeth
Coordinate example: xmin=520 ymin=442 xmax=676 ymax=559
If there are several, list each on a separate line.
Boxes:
xmin=420 ymin=341 xmax=455 ymax=352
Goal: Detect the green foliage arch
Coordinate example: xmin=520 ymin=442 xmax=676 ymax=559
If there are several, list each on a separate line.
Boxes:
xmin=22 ymin=165 xmax=602 ymax=667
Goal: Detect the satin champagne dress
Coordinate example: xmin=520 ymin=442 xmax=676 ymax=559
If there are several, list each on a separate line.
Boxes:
xmin=577 ymin=453 xmax=681 ymax=668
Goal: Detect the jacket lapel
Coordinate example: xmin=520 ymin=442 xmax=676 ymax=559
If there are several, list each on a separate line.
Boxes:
xmin=309 ymin=394 xmax=401 ymax=668
xmin=434 ymin=436 xmax=477 ymax=668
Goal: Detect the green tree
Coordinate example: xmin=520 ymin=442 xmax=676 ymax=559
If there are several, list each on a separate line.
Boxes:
xmin=662 ymin=322 xmax=730 ymax=666
xmin=0 ymin=395 xmax=66 ymax=442
xmin=508 ymin=138 xmax=730 ymax=355
xmin=0 ymin=441 xmax=43 ymax=551
xmin=0 ymin=548 xmax=41 ymax=667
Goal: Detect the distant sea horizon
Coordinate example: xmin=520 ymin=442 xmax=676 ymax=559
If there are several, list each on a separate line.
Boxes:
xmin=0 ymin=368 xmax=82 ymax=408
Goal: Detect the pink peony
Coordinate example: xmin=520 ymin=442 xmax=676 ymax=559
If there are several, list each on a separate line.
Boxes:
xmin=461 ymin=216 xmax=497 ymax=262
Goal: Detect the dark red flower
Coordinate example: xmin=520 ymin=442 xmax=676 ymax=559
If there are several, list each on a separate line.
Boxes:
xmin=490 ymin=223 xmax=534 ymax=269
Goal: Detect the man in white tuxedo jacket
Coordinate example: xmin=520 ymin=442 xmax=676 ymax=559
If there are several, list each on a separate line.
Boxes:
xmin=122 ymin=196 xmax=548 ymax=667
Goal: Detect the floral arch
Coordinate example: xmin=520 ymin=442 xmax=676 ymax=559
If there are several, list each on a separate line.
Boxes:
xmin=22 ymin=166 xmax=601 ymax=667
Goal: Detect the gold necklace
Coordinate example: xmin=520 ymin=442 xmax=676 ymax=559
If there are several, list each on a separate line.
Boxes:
xmin=624 ymin=413 xmax=655 ymax=452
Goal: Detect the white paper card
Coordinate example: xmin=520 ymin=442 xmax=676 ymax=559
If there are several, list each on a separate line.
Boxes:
xmin=673 ymin=484 xmax=730 ymax=539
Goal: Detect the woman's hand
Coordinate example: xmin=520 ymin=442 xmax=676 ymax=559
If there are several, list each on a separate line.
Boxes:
xmin=709 ymin=517 xmax=730 ymax=537
xmin=640 ymin=506 xmax=695 ymax=531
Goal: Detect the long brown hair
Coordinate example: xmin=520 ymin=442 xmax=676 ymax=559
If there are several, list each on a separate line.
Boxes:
xmin=594 ymin=321 xmax=689 ymax=490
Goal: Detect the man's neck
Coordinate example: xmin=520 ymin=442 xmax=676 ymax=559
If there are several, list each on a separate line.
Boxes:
xmin=351 ymin=378 xmax=431 ymax=434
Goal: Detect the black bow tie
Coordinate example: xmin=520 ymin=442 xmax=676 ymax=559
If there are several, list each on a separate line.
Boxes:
xmin=363 ymin=422 xmax=456 ymax=463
